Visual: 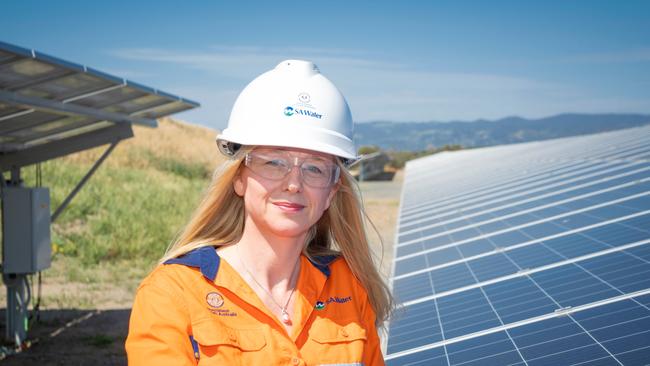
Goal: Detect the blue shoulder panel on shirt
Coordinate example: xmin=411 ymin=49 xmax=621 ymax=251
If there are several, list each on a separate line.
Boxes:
xmin=308 ymin=254 xmax=340 ymax=278
xmin=164 ymin=246 xmax=220 ymax=281
xmin=164 ymin=247 xmax=337 ymax=280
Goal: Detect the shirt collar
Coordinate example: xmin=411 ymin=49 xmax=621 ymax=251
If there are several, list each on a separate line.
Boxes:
xmin=306 ymin=254 xmax=339 ymax=277
xmin=164 ymin=246 xmax=338 ymax=281
xmin=164 ymin=246 xmax=220 ymax=281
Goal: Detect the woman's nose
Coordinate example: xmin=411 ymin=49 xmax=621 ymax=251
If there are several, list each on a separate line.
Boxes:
xmin=285 ymin=165 xmax=303 ymax=192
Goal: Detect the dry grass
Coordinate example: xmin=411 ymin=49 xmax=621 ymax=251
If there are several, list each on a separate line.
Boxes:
xmin=359 ymin=171 xmax=403 ymax=279
xmin=62 ymin=117 xmax=224 ymax=172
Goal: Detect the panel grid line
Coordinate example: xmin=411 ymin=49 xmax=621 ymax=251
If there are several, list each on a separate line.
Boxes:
xmin=400 ymin=137 xmax=650 ymax=215
xmin=402 ymin=159 xmax=612 ymax=220
xmin=566 ymin=314 xmax=624 ymax=366
xmin=427 ymin=223 xmax=451 ymax=366
xmin=400 ymin=162 xmax=648 ymax=235
xmin=385 ymin=288 xmax=650 ymax=360
xmin=398 ymin=182 xmax=650 ymax=248
xmin=516 ymin=252 xmax=626 ymax=364
xmin=402 ymin=239 xmax=650 ymax=307
xmin=401 ymin=139 xmax=650 ymax=218
xmin=456 ymin=244 xmax=529 ymax=365
xmin=523 ymin=209 xmax=650 ymax=311
xmin=396 ymin=192 xmax=649 ymax=261
xmin=394 ymin=210 xmax=650 ymax=279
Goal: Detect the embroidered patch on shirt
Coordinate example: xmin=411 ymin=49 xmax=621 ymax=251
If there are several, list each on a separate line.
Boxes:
xmin=316 ymin=296 xmax=352 ymax=309
xmin=206 ymin=292 xmax=224 ymax=308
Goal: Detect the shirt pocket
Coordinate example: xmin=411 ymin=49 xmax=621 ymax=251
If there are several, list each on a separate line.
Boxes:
xmin=309 ymin=318 xmax=367 ymax=363
xmin=192 ymin=318 xmax=266 ymax=365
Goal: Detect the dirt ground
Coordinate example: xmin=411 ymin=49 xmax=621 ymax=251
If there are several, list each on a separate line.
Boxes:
xmin=0 ymin=309 xmax=129 ymax=365
xmin=0 ymin=172 xmax=403 ymax=365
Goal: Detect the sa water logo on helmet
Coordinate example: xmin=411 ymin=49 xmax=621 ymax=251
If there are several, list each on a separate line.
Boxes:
xmin=284 ymin=106 xmax=323 ymax=120
xmin=216 ymin=59 xmax=359 ymax=166
xmin=284 ymin=106 xmax=295 ymax=116
xmin=284 ymin=91 xmax=323 ymax=119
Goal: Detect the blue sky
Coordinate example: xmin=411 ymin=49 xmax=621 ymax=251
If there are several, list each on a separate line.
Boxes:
xmin=2 ymin=0 xmax=649 ymax=130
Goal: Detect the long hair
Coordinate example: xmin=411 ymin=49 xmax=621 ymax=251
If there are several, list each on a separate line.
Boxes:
xmin=161 ymin=152 xmax=394 ymax=324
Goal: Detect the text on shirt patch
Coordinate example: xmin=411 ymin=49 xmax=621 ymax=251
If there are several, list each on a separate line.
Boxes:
xmin=315 ymin=296 xmax=352 ymax=309
xmin=208 ymin=308 xmax=238 ymax=317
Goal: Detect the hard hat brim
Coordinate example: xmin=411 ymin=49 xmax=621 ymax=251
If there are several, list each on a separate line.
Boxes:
xmin=216 ymin=124 xmax=358 ymax=163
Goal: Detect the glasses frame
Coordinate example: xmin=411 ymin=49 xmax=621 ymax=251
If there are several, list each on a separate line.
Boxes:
xmin=244 ymin=151 xmax=341 ymax=188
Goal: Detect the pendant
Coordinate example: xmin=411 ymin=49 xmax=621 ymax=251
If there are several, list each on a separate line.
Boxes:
xmin=281 ymin=310 xmax=291 ymax=324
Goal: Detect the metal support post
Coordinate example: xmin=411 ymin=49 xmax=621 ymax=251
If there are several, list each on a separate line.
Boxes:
xmin=2 ymin=167 xmax=30 ymax=348
xmin=51 ymin=141 xmax=119 ymax=222
xmin=3 ymin=273 xmax=29 ymax=346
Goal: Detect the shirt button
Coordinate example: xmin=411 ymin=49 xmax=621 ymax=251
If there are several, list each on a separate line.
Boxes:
xmin=291 ymin=357 xmax=301 ymax=365
xmin=227 ymin=331 xmax=237 ymax=342
xmin=341 ymin=329 xmax=349 ymax=337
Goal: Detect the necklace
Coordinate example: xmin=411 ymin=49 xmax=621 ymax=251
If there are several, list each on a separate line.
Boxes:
xmin=237 ymin=244 xmax=301 ymax=325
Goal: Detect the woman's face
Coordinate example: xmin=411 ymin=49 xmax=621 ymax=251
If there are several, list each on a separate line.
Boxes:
xmin=233 ymin=147 xmax=339 ymax=240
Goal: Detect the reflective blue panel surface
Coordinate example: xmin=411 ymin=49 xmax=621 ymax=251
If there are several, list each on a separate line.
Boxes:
xmin=386 ymin=126 xmax=650 ymax=364
xmin=388 ymin=299 xmax=650 ymax=365
xmin=386 ymin=300 xmax=443 ymax=354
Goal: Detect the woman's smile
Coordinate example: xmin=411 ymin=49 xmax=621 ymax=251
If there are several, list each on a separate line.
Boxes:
xmin=272 ymin=200 xmax=306 ymax=212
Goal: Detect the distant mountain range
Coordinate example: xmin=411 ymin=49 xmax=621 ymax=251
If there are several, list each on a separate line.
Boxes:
xmin=354 ymin=113 xmax=650 ymax=151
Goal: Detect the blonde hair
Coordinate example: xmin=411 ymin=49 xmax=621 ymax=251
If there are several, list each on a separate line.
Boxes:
xmin=161 ymin=151 xmax=394 ymax=324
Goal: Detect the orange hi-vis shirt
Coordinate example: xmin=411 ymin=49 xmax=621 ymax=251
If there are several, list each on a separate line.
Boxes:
xmin=125 ymin=246 xmax=384 ymax=365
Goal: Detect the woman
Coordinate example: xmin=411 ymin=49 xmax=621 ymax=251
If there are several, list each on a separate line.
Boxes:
xmin=126 ymin=60 xmax=393 ymax=365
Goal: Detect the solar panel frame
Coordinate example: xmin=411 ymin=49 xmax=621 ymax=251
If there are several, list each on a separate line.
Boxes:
xmin=0 ymin=41 xmax=200 ymax=167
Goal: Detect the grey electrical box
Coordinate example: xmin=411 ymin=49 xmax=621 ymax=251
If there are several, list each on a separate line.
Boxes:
xmin=2 ymin=187 xmax=52 ymax=274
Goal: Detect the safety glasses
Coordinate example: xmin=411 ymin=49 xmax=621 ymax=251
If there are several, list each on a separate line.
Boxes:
xmin=244 ymin=151 xmax=340 ymax=188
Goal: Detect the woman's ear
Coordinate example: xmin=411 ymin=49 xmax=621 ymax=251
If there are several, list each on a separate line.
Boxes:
xmin=233 ymin=174 xmax=245 ymax=197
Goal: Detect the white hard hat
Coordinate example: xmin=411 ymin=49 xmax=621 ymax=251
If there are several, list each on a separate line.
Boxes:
xmin=216 ymin=60 xmax=358 ymax=165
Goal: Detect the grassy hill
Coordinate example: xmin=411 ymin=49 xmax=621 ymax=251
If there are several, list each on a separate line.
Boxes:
xmin=19 ymin=117 xmax=224 ymax=266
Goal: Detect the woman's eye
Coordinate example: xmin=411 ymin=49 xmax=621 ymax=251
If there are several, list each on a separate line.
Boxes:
xmin=265 ymin=159 xmax=287 ymax=167
xmin=304 ymin=164 xmax=324 ymax=174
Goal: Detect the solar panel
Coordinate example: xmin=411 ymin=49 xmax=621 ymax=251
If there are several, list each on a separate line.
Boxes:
xmin=0 ymin=40 xmax=199 ymax=163
xmin=385 ymin=125 xmax=650 ymax=365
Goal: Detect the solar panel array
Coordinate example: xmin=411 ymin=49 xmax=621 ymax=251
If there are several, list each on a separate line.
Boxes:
xmin=385 ymin=125 xmax=650 ymax=365
xmin=0 ymin=40 xmax=198 ymax=154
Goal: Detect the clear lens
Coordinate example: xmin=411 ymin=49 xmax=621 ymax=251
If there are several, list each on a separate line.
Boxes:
xmin=245 ymin=152 xmax=339 ymax=188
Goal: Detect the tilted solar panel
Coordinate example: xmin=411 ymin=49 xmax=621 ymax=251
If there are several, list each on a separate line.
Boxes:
xmin=385 ymin=125 xmax=650 ymax=365
xmin=0 ymin=40 xmax=199 ymax=157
